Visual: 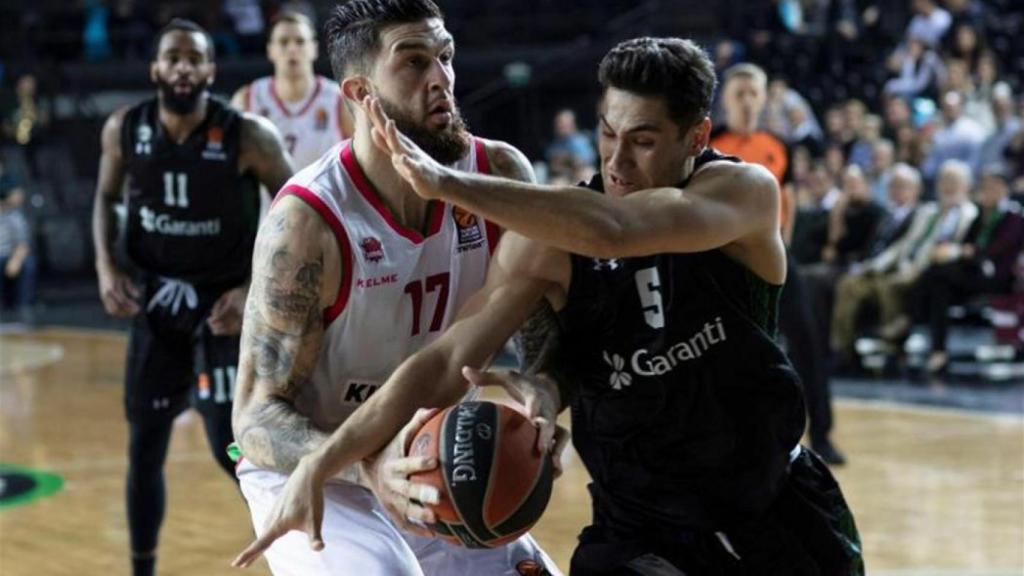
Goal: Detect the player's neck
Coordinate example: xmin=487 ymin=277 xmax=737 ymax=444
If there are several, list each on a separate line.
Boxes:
xmin=352 ymin=132 xmax=431 ymax=231
xmin=158 ymin=97 xmax=208 ymax=144
xmin=273 ymin=73 xmax=316 ymax=103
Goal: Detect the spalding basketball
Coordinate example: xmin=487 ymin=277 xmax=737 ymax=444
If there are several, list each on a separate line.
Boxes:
xmin=408 ymin=401 xmax=554 ymax=548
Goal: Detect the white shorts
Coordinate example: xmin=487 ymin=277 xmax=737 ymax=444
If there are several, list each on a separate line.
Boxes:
xmin=238 ymin=460 xmax=562 ymax=576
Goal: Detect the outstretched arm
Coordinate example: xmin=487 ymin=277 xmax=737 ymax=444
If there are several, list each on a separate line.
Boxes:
xmin=364 ymin=96 xmax=780 ymax=259
xmin=232 ymin=196 xmax=340 ymax=473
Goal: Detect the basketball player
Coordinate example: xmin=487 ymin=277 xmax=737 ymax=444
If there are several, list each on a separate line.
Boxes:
xmin=239 ymin=37 xmax=864 ymax=574
xmin=232 ymin=11 xmax=352 ymax=170
xmin=92 ymin=19 xmax=293 ymax=576
xmin=710 ymin=63 xmax=846 ymax=465
xmin=228 ymin=1 xmax=557 ymax=574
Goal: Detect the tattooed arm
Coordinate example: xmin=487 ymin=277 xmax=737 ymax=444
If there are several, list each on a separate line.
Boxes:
xmin=232 ymin=195 xmax=342 ymax=473
xmin=512 ymin=299 xmax=575 ymax=413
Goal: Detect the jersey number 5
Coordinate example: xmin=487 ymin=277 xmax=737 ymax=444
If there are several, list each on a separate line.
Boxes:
xmin=404 ymin=272 xmax=450 ymax=336
xmin=635 ymin=267 xmax=665 ymax=329
xmin=163 ymin=172 xmax=189 ymax=208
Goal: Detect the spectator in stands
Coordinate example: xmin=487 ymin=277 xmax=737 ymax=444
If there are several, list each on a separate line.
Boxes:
xmin=832 ymin=160 xmax=978 ymax=359
xmin=922 ymin=90 xmax=987 ymax=182
xmin=823 ymin=105 xmax=855 ymax=153
xmin=848 ymin=114 xmax=884 ymax=170
xmin=3 ymin=75 xmax=49 ymax=179
xmin=821 ymin=165 xmax=888 ymax=267
xmin=946 ymin=22 xmax=985 ymax=71
xmin=943 ymin=58 xmax=994 ymax=134
xmin=868 ymin=139 xmax=897 ymax=206
xmin=884 ymin=33 xmax=946 ymax=100
xmin=906 ymin=0 xmax=952 ymax=47
xmin=974 ymin=82 xmax=1020 ymax=177
xmin=222 ymin=0 xmax=265 ymax=54
xmin=544 ymin=108 xmax=596 ymax=183
xmin=764 ymin=77 xmax=823 ymax=151
xmin=869 ymin=163 xmax=925 ymax=259
xmin=0 ymin=158 xmax=34 ymax=325
xmin=883 ymin=95 xmax=913 ymax=141
xmin=900 ymin=166 xmax=1024 ymax=373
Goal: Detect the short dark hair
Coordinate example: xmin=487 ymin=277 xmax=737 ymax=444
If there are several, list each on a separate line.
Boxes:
xmin=325 ymin=0 xmax=443 ymax=81
xmin=269 ymin=11 xmax=317 ymax=40
xmin=598 ymin=37 xmax=716 ymax=131
xmin=155 ymin=18 xmax=215 ymax=60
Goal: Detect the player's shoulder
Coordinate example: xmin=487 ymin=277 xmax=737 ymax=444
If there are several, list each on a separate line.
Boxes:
xmin=474 ymin=137 xmax=534 ymax=182
xmin=282 ymin=141 xmax=346 ymax=192
xmin=690 ymin=157 xmax=779 ymax=200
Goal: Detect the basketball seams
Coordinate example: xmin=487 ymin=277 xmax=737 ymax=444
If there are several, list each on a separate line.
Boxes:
xmin=480 ymin=403 xmax=503 ymax=529
xmin=492 ymin=413 xmax=546 ymax=530
xmin=439 ymin=403 xmax=493 ymax=548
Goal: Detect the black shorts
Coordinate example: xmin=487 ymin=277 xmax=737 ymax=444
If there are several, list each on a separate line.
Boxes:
xmin=123 ymin=274 xmax=241 ymax=423
xmin=570 ymin=447 xmax=864 ymax=575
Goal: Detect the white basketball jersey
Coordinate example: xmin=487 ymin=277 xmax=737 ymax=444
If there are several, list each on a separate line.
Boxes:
xmin=246 ymin=75 xmax=347 ymax=170
xmin=277 ymin=139 xmax=498 ymax=431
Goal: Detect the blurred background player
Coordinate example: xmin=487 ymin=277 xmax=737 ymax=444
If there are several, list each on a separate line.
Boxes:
xmin=232 ymin=11 xmax=351 ymax=171
xmin=91 ymin=18 xmax=293 ymax=576
xmin=711 ymin=62 xmax=845 ymax=464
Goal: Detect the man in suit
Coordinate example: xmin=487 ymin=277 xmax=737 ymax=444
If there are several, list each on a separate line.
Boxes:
xmin=832 ymin=159 xmax=978 ymax=358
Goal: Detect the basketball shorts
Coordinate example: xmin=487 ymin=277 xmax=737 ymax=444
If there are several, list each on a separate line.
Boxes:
xmin=237 ymin=460 xmax=561 ymax=576
xmin=570 ymin=446 xmax=863 ymax=575
xmin=124 ymin=274 xmax=240 ymax=423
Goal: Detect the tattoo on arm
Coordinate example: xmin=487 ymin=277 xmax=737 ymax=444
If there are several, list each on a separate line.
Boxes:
xmin=233 ymin=206 xmax=330 ymax=473
xmin=513 ymin=299 xmax=575 ymax=410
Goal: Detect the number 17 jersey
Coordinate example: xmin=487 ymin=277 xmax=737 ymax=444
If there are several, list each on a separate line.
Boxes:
xmin=276 ymin=139 xmax=499 ymax=431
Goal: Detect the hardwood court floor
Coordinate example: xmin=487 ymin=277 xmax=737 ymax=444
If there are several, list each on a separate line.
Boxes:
xmin=1 ymin=329 xmax=1022 ymax=575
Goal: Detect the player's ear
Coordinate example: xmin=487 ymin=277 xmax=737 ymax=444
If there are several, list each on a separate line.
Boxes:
xmin=206 ymin=62 xmax=217 ymax=87
xmin=689 ymin=117 xmax=712 ymax=155
xmin=340 ymin=76 xmax=370 ymax=106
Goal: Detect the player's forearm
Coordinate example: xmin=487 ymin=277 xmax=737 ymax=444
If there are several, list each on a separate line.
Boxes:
xmin=309 ymin=347 xmax=468 ymax=479
xmin=442 ymin=170 xmax=629 ymax=258
xmin=514 ymin=300 xmax=572 ymax=412
xmin=234 ymin=392 xmax=330 ymax=473
xmin=91 ymin=192 xmax=119 ymax=268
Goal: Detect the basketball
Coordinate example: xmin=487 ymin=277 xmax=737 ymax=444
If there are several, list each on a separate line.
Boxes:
xmin=407 ymin=401 xmax=554 ymax=548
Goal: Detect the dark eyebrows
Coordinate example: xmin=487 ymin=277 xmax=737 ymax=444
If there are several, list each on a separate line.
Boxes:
xmin=599 ymin=114 xmax=661 ymax=134
xmin=392 ymin=35 xmax=454 ymax=55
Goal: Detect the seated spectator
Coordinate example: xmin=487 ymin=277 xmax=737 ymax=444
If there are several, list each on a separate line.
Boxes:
xmin=822 ymin=165 xmax=888 ymax=267
xmin=0 ymin=166 xmax=34 ymax=325
xmin=848 ymin=114 xmax=884 ymax=170
xmin=764 ymin=78 xmax=823 ymax=151
xmin=869 ymin=163 xmax=924 ymax=259
xmin=832 ymin=160 xmax=978 ymax=358
xmin=884 ymin=34 xmax=946 ymax=101
xmin=792 ymin=161 xmax=836 ymax=265
xmin=545 ymin=108 xmax=596 ymax=182
xmin=974 ymin=82 xmax=1020 ymax=178
xmin=899 ymin=167 xmax=1024 ymax=372
xmin=868 ymin=139 xmax=896 ymax=206
xmin=942 ymin=58 xmax=995 ymax=134
xmin=922 ymin=90 xmax=987 ymax=182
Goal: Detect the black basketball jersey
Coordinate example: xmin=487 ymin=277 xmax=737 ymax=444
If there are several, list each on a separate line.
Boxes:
xmin=559 ymin=149 xmax=806 ymax=534
xmin=121 ymin=96 xmax=260 ymax=286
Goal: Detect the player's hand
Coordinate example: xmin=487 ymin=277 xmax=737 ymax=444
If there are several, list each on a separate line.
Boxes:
xmin=96 ymin=262 xmax=141 ymax=317
xmin=462 ymin=366 xmax=570 ymax=478
xmin=361 ymin=96 xmax=450 ymax=201
xmin=232 ymin=455 xmax=326 ymax=569
xmin=4 ymin=257 xmax=22 ymax=278
xmin=207 ymin=285 xmax=247 ymax=336
xmin=359 ymin=408 xmax=441 ymax=537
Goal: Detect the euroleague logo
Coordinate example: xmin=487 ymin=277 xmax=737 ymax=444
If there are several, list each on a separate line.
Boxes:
xmin=202 ymin=126 xmax=227 ymax=161
xmin=360 ymin=237 xmax=384 ymax=263
xmin=452 ymin=206 xmax=483 ymax=251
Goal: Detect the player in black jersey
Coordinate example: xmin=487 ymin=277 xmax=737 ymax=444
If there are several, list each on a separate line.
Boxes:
xmin=91 ymin=19 xmax=293 ymax=576
xmin=237 ymin=37 xmax=862 ymax=575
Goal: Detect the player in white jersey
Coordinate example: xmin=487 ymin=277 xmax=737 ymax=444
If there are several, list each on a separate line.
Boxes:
xmin=229 ymin=1 xmax=558 ymax=575
xmin=232 ymin=12 xmax=352 ymax=170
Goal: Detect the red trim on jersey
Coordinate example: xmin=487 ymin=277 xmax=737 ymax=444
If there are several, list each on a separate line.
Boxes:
xmin=339 ymin=142 xmax=443 ymax=244
xmin=271 ymin=76 xmax=323 ymax=118
xmin=274 ymin=184 xmax=354 ymax=326
xmin=473 ymin=138 xmax=502 ymax=256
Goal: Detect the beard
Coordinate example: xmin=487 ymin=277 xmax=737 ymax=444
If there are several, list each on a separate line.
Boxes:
xmin=157 ymin=78 xmax=206 ymax=115
xmin=378 ymin=97 xmax=472 ymax=165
